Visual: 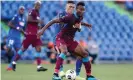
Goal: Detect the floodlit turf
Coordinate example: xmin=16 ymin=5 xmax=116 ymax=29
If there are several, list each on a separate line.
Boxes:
xmin=1 ymin=63 xmax=133 ymax=80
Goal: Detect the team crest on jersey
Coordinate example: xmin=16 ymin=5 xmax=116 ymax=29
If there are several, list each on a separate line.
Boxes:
xmin=19 ymin=22 xmax=25 ymax=26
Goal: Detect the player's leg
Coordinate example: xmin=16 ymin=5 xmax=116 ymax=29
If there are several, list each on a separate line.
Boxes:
xmin=9 ymin=38 xmax=30 ymax=71
xmin=33 ymin=37 xmax=48 ymax=72
xmin=53 ymin=40 xmax=68 ymax=80
xmin=55 ymin=46 xmax=65 ymax=78
xmin=75 ymin=57 xmax=83 ymax=76
xmin=6 ymin=38 xmax=15 ymax=70
xmin=74 ymin=44 xmax=97 ymax=80
xmin=68 ymin=41 xmax=85 ymax=80
xmin=35 ymin=45 xmax=48 ymax=72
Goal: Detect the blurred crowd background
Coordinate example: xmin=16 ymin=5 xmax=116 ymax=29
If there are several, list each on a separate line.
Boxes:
xmin=1 ymin=1 xmax=133 ymax=64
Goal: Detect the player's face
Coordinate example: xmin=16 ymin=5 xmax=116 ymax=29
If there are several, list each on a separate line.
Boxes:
xmin=66 ymin=3 xmax=75 ymax=14
xmin=76 ymin=5 xmax=85 ymax=17
xmin=35 ymin=3 xmax=41 ymax=10
xmin=19 ymin=8 xmax=25 ymax=14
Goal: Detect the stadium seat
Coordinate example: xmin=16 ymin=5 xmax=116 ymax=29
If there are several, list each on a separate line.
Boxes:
xmin=1 ymin=1 xmax=133 ymax=61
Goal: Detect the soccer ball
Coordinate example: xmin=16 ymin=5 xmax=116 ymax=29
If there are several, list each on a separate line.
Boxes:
xmin=65 ymin=69 xmax=76 ymax=80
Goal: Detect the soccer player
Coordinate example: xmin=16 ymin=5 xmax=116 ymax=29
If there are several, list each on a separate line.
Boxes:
xmin=54 ymin=1 xmax=85 ymax=80
xmin=9 ymin=1 xmax=47 ymax=72
xmin=38 ymin=2 xmax=97 ymax=80
xmin=6 ymin=6 xmax=26 ymax=70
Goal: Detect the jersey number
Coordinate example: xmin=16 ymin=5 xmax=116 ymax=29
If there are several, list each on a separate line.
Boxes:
xmin=9 ymin=40 xmax=14 ymax=45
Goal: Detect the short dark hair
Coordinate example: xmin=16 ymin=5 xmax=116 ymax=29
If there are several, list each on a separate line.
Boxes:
xmin=67 ymin=1 xmax=75 ymax=4
xmin=76 ymin=1 xmax=85 ymax=7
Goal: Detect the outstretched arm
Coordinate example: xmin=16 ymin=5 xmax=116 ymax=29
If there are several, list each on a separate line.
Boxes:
xmin=38 ymin=14 xmax=72 ymax=36
xmin=38 ymin=18 xmax=61 ymax=36
xmin=81 ymin=22 xmax=92 ymax=28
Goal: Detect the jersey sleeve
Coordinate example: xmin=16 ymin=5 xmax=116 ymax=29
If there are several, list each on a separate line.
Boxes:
xmin=59 ymin=14 xmax=72 ymax=23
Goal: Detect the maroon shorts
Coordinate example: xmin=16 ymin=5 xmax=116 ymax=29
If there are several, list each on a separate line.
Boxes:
xmin=22 ymin=35 xmax=42 ymax=49
xmin=55 ymin=37 xmax=78 ymax=52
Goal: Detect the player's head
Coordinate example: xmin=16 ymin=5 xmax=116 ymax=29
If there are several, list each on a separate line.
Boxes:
xmin=18 ymin=6 xmax=25 ymax=15
xmin=76 ymin=1 xmax=85 ymax=17
xmin=34 ymin=1 xmax=41 ymax=10
xmin=65 ymin=1 xmax=75 ymax=14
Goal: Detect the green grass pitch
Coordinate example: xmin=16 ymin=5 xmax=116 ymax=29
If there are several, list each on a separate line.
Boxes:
xmin=1 ymin=63 xmax=133 ymax=80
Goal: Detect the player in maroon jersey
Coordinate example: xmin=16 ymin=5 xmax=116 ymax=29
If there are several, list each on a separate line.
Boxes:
xmin=38 ymin=2 xmax=97 ymax=80
xmin=10 ymin=1 xmax=47 ymax=72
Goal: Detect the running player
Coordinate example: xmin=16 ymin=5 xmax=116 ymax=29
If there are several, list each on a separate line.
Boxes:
xmin=6 ymin=6 xmax=26 ymax=70
xmin=38 ymin=2 xmax=97 ymax=80
xmin=10 ymin=1 xmax=47 ymax=72
xmin=54 ymin=1 xmax=85 ymax=80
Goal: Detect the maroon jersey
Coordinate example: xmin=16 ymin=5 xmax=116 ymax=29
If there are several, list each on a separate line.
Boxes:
xmin=57 ymin=14 xmax=83 ymax=40
xmin=26 ymin=9 xmax=40 ymax=35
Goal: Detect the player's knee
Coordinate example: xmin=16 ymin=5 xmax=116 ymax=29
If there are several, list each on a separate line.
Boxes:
xmin=60 ymin=45 xmax=68 ymax=53
xmin=6 ymin=47 xmax=10 ymax=52
xmin=82 ymin=51 xmax=89 ymax=58
xmin=82 ymin=56 xmax=89 ymax=62
xmin=77 ymin=56 xmax=82 ymax=60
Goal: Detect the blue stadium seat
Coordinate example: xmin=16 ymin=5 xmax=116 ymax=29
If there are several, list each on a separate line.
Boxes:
xmin=1 ymin=1 xmax=133 ymax=61
xmin=125 ymin=1 xmax=133 ymax=10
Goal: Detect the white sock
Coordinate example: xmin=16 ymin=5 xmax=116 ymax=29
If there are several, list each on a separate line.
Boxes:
xmin=37 ymin=65 xmax=42 ymax=69
xmin=12 ymin=61 xmax=16 ymax=64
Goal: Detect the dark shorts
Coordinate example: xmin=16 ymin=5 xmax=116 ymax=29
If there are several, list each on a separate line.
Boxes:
xmin=22 ymin=35 xmax=42 ymax=49
xmin=55 ymin=37 xmax=78 ymax=53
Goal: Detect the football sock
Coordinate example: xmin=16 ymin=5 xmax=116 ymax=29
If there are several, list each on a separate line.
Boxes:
xmin=82 ymin=56 xmax=91 ymax=76
xmin=60 ymin=65 xmax=63 ymax=71
xmin=57 ymin=54 xmax=64 ymax=72
xmin=76 ymin=59 xmax=82 ymax=76
xmin=35 ymin=52 xmax=41 ymax=66
xmin=54 ymin=53 xmax=66 ymax=74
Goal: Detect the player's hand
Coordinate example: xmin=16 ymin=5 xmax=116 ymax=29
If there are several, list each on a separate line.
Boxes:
xmin=16 ymin=27 xmax=25 ymax=34
xmin=74 ymin=23 xmax=81 ymax=28
xmin=87 ymin=24 xmax=92 ymax=29
xmin=37 ymin=30 xmax=43 ymax=38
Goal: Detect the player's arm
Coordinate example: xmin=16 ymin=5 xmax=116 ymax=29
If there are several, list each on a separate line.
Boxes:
xmin=38 ymin=14 xmax=71 ymax=36
xmin=81 ymin=22 xmax=92 ymax=28
xmin=8 ymin=15 xmax=18 ymax=29
xmin=38 ymin=18 xmax=61 ymax=35
xmin=8 ymin=21 xmax=17 ymax=29
xmin=8 ymin=16 xmax=25 ymax=34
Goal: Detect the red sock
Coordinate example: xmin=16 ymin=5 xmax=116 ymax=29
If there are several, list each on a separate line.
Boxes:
xmin=54 ymin=57 xmax=64 ymax=73
xmin=83 ymin=61 xmax=91 ymax=76
xmin=36 ymin=57 xmax=41 ymax=65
